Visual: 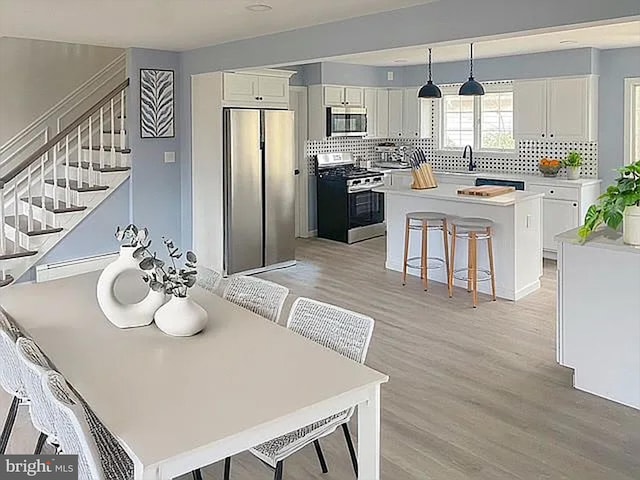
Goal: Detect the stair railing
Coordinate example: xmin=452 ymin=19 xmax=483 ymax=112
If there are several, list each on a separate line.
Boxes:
xmin=0 ymin=79 xmax=129 ymax=259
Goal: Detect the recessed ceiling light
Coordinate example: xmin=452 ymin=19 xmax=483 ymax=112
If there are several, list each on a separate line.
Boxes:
xmin=246 ymin=3 xmax=273 ymax=12
xmin=393 ymin=59 xmax=408 ymax=63
xmin=560 ymin=40 xmax=578 ymax=45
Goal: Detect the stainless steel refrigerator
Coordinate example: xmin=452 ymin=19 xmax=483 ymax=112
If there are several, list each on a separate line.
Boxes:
xmin=223 ymin=108 xmax=296 ymax=275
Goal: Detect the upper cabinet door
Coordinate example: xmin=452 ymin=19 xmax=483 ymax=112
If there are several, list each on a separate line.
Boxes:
xmin=258 ymin=76 xmax=289 ymax=104
xmin=223 ymin=73 xmax=259 ymax=102
xmin=388 ymin=89 xmax=404 ymax=137
xmin=364 ymin=88 xmax=378 ymax=138
xmin=514 ymin=79 xmax=547 ymax=140
xmin=324 ymin=86 xmax=345 ymax=106
xmin=376 ymin=89 xmax=389 ymax=137
xmin=402 ymin=88 xmax=420 ymax=138
xmin=547 ymin=77 xmax=589 ymax=141
xmin=344 ymin=87 xmax=364 ymax=107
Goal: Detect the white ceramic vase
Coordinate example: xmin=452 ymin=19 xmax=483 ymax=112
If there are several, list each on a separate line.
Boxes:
xmin=623 ymin=205 xmax=640 ymax=246
xmin=567 ymin=166 xmax=581 ymax=180
xmin=97 ymin=246 xmax=166 ymax=328
xmin=154 ymin=295 xmax=208 ymax=337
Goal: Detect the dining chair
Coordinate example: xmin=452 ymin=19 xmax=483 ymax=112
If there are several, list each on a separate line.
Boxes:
xmin=223 ymin=297 xmax=375 ymax=480
xmin=42 ymin=370 xmax=134 ymax=480
xmin=15 ymin=337 xmax=59 ymax=454
xmin=223 ymin=276 xmax=289 ymax=323
xmin=197 ymin=266 xmax=223 ymax=295
xmin=0 ymin=311 xmax=27 ymax=454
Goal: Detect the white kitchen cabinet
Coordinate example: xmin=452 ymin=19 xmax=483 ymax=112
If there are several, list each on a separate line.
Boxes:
xmin=376 ymin=89 xmax=389 ymax=137
xmin=223 ymin=71 xmax=292 ymax=107
xmin=514 ymin=79 xmax=547 ymax=139
xmin=514 ymin=75 xmax=597 ymax=142
xmin=388 ymin=89 xmax=404 ymax=137
xmin=364 ymin=88 xmax=377 ymax=138
xmin=323 ymin=86 xmax=364 ymax=107
xmin=541 ymin=198 xmax=579 ymax=251
xmin=402 ymin=88 xmax=420 ymax=138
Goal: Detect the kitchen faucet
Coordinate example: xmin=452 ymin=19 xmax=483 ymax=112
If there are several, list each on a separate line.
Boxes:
xmin=463 ymin=145 xmax=476 ymax=172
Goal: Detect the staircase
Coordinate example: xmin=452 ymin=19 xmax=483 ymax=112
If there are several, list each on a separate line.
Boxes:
xmin=0 ymin=79 xmax=131 ymax=286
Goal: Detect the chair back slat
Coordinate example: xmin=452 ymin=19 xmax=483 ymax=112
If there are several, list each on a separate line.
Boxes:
xmin=224 ymin=276 xmax=289 ymax=323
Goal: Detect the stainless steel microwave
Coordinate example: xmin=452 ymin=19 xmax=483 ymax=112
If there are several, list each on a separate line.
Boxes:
xmin=326 ymin=107 xmax=367 ymax=137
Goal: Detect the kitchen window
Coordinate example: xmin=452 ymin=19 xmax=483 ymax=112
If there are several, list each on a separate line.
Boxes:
xmin=625 ymin=78 xmax=640 ymax=164
xmin=437 ymin=83 xmax=515 ymax=153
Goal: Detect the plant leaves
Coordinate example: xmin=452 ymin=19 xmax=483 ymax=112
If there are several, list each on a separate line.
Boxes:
xmin=133 ymin=247 xmax=146 ymax=259
xmin=186 ymin=251 xmax=197 ymax=263
xmin=185 ymin=276 xmax=196 ymax=288
xmin=154 ymin=258 xmax=165 ymax=269
xmin=150 ymin=281 xmax=164 ymax=292
xmin=139 ymin=257 xmax=155 ymax=270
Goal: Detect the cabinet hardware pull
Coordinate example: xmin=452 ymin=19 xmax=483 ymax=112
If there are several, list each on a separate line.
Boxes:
xmin=542 ymin=134 xmax=545 ymax=137
xmin=550 ymin=134 xmax=554 ymax=138
xmin=550 ymin=190 xmax=555 ymax=194
xmin=573 ymin=203 xmax=578 ymax=207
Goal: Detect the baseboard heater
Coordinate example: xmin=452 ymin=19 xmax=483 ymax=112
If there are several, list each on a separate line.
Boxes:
xmin=35 ymin=252 xmax=118 ymax=283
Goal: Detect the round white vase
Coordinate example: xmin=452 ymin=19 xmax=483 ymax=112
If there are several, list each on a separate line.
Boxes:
xmin=623 ymin=205 xmax=640 ymax=246
xmin=154 ymin=295 xmax=208 ymax=337
xmin=97 ymin=246 xmax=166 ymax=328
xmin=567 ymin=166 xmax=581 ymax=180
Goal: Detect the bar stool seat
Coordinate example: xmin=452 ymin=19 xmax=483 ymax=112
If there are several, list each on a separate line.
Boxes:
xmin=449 ymin=217 xmax=497 ymax=307
xmin=402 ymin=212 xmax=452 ymax=291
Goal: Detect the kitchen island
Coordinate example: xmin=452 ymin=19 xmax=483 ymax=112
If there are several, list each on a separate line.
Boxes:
xmin=556 ymin=227 xmax=640 ymax=410
xmin=375 ymin=184 xmax=544 ymax=301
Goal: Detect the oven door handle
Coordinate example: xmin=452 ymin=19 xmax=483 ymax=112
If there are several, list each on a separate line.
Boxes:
xmin=348 ymin=184 xmax=384 ymax=193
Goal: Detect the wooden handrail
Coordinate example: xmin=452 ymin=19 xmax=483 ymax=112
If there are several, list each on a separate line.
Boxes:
xmin=0 ymin=78 xmax=130 ymax=188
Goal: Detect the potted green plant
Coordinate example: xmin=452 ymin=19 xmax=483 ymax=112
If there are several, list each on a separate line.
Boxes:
xmin=563 ymin=152 xmax=583 ymax=180
xmin=578 ymin=161 xmax=640 ymax=245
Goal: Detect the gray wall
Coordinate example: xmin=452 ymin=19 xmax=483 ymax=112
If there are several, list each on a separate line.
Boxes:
xmin=598 ymin=47 xmax=640 ymax=187
xmin=0 ymin=37 xmax=123 ymax=144
xmin=127 ymin=48 xmax=182 ymax=247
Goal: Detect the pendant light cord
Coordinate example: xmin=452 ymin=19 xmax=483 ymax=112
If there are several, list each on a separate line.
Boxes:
xmin=427 ymin=48 xmax=433 ymax=82
xmin=469 ymin=43 xmax=474 ymax=78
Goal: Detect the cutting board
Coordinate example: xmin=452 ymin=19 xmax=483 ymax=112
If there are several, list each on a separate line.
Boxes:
xmin=457 ymin=185 xmax=515 ymax=197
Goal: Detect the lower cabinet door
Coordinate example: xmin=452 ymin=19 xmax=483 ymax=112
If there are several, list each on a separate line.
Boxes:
xmin=543 ymin=199 xmax=580 ymax=252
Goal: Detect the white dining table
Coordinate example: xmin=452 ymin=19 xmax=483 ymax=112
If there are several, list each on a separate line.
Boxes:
xmin=0 ymin=271 xmax=388 ymax=480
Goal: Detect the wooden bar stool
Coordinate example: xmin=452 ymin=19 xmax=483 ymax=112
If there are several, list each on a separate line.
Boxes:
xmin=449 ymin=217 xmax=497 ymax=308
xmin=402 ymin=212 xmax=451 ymax=291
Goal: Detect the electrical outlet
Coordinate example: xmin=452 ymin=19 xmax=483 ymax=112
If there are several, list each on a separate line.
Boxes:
xmin=387 ymin=71 xmax=394 ymax=81
xmin=164 ymin=152 xmax=176 ymax=163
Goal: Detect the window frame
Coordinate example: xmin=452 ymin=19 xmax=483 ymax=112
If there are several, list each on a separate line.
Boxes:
xmin=624 ymin=77 xmax=640 ymax=165
xmin=435 ymin=82 xmax=516 ymax=156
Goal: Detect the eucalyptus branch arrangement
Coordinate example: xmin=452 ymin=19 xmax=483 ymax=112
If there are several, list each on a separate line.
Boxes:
xmin=113 ymin=225 xmax=198 ymax=298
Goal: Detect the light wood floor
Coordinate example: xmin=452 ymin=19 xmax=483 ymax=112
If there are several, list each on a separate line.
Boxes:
xmin=2 ymin=237 xmax=639 ymax=479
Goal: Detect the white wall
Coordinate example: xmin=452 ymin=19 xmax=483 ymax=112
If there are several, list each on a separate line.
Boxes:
xmin=0 ymin=37 xmax=123 ymax=144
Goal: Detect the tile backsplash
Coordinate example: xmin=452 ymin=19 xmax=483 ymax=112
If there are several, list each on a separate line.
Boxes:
xmin=306 ymin=137 xmax=598 ymax=178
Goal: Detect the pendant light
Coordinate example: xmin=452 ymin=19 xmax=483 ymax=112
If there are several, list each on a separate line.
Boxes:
xmin=459 ymin=43 xmax=485 ymax=96
xmin=418 ymin=48 xmax=442 ymax=99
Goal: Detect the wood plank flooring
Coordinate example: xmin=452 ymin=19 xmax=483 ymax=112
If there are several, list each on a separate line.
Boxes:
xmin=2 ymin=237 xmax=639 ymax=479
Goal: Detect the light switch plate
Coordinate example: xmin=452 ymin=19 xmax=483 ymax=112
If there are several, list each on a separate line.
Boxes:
xmin=387 ymin=71 xmax=394 ymax=81
xmin=164 ymin=152 xmax=176 ymax=163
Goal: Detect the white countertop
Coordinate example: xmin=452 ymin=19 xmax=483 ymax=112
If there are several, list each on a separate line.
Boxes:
xmin=374 ymin=184 xmax=544 ymax=207
xmin=556 ymin=227 xmax=640 ymax=254
xmin=390 ymin=169 xmax=602 ymax=187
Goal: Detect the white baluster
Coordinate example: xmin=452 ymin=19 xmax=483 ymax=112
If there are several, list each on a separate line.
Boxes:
xmin=27 ymin=165 xmax=33 ymax=232
xmin=100 ymin=107 xmax=105 ymax=170
xmin=40 ymin=155 xmax=45 ymax=227
xmin=53 ymin=143 xmax=58 ymax=210
xmin=13 ymin=179 xmax=19 ymax=253
xmin=88 ymin=116 xmax=94 ymax=187
xmin=120 ymin=90 xmax=126 ymax=150
xmin=0 ymin=186 xmax=5 ymax=256
xmin=65 ymin=135 xmax=70 ymax=207
xmin=77 ymin=125 xmax=82 ymax=190
xmin=110 ymin=98 xmax=116 ymax=168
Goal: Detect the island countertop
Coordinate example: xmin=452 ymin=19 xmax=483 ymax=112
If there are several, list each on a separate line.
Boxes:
xmin=374 ymin=184 xmax=544 ymax=207
xmin=556 ymin=227 xmax=640 ymax=255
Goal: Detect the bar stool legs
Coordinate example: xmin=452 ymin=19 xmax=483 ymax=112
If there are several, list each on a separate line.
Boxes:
xmin=487 ymin=227 xmax=497 ymax=301
xmin=448 ymin=225 xmax=456 ymax=298
xmin=402 ymin=218 xmax=410 ymax=286
xmin=421 ymin=222 xmax=428 ymax=291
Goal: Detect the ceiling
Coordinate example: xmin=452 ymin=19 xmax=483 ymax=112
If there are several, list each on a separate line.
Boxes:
xmin=330 ymin=21 xmax=640 ymax=66
xmin=0 ymin=0 xmax=436 ymax=51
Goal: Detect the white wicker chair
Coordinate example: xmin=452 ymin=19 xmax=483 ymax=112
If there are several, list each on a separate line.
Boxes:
xmin=42 ymin=370 xmax=134 ymax=480
xmin=224 ymin=298 xmax=375 ymax=480
xmin=196 ymin=266 xmax=223 ymax=295
xmin=0 ymin=311 xmax=27 ymax=454
xmin=223 ymin=276 xmax=289 ymax=323
xmin=15 ymin=337 xmax=58 ymax=453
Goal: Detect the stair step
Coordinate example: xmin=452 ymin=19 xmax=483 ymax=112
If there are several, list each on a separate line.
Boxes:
xmin=45 ymin=179 xmax=109 ymax=193
xmin=65 ymin=161 xmax=130 ymax=173
xmin=24 ymin=197 xmax=86 ymax=214
xmin=5 ymin=215 xmax=63 ymax=237
xmin=82 ymin=146 xmax=131 ymax=154
xmin=0 ymin=239 xmax=37 ymax=261
xmin=0 ymin=275 xmax=15 ymax=288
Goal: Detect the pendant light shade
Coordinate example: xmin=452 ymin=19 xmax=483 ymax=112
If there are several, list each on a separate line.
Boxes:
xmin=459 ymin=43 xmax=485 ymax=96
xmin=418 ymin=48 xmax=442 ymax=99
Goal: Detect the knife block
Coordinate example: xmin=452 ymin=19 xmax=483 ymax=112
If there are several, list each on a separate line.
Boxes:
xmin=411 ymin=163 xmax=438 ymax=190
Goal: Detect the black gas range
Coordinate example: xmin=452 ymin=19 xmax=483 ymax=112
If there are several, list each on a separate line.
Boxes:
xmin=316 ymin=152 xmax=386 ymax=244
